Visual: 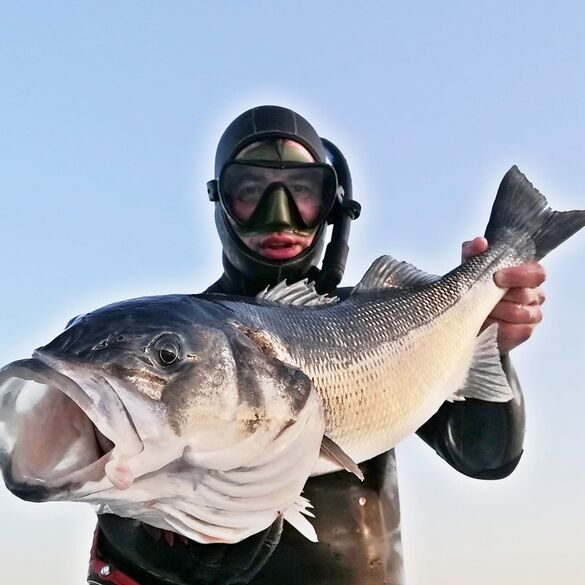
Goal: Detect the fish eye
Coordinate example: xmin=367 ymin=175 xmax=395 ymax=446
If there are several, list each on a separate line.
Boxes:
xmin=150 ymin=334 xmax=182 ymax=367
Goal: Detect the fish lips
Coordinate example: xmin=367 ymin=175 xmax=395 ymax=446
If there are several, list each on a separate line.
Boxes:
xmin=0 ymin=355 xmax=140 ymax=502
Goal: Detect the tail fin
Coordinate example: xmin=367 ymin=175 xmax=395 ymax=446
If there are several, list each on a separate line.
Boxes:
xmin=484 ymin=166 xmax=585 ymax=261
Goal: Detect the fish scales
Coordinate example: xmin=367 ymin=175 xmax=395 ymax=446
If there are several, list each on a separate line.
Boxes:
xmin=211 ymin=261 xmax=499 ymax=463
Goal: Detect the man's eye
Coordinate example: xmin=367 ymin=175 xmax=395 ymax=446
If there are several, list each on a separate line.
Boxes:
xmin=291 ymin=184 xmax=315 ymax=197
xmin=235 ymin=185 xmax=262 ymax=199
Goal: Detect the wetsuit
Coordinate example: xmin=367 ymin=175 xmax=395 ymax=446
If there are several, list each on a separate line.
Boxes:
xmin=88 ymin=256 xmax=525 ymax=585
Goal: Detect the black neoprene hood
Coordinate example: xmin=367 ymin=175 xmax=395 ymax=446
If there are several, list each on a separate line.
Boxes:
xmin=214 ymin=105 xmax=327 ymax=177
xmin=209 ymin=105 xmax=334 ymax=291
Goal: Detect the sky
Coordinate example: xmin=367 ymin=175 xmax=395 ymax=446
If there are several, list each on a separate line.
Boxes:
xmin=0 ymin=2 xmax=584 ymax=584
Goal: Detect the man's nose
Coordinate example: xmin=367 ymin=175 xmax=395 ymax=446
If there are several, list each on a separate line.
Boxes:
xmin=261 ymin=187 xmax=295 ymax=228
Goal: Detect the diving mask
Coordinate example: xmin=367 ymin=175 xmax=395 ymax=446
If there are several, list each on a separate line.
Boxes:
xmin=209 ymin=161 xmax=339 ymax=234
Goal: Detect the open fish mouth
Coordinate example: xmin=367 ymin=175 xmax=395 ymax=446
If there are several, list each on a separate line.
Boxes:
xmin=0 ymin=357 xmax=121 ymax=501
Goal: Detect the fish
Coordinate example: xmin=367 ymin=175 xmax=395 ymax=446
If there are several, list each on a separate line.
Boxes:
xmin=0 ymin=166 xmax=583 ymax=545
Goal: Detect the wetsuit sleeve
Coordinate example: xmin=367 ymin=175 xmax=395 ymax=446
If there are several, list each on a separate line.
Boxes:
xmin=416 ymin=353 xmax=525 ymax=479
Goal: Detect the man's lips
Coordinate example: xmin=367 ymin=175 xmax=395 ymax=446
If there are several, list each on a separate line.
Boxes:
xmin=259 ymin=234 xmax=307 ymax=260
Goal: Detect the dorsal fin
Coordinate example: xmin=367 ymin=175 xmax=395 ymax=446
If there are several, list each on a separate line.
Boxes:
xmin=257 ymin=280 xmax=338 ymax=306
xmin=353 ymin=255 xmax=440 ymax=293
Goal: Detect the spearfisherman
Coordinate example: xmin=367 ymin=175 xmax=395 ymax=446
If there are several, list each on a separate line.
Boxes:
xmin=88 ymin=106 xmax=546 ymax=585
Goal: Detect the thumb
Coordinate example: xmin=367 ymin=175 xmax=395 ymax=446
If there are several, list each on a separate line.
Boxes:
xmin=461 ymin=236 xmax=488 ymax=262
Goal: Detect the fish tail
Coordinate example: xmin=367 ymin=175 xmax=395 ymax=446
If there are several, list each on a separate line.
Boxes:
xmin=484 ymin=166 xmax=585 ymax=261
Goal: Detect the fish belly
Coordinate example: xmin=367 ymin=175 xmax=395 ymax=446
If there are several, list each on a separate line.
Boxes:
xmin=311 ymin=276 xmax=504 ymax=475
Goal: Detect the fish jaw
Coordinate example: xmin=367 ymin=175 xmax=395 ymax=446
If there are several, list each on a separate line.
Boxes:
xmin=0 ymin=353 xmax=184 ymax=501
xmin=0 ymin=357 xmax=120 ymax=501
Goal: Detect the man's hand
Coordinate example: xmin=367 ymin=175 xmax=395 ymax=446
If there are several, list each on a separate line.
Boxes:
xmin=462 ymin=236 xmax=546 ymax=354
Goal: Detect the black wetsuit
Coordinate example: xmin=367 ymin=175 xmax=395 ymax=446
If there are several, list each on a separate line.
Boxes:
xmin=88 ymin=259 xmax=525 ymax=585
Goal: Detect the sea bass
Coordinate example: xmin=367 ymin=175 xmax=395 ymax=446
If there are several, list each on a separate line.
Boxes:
xmin=0 ymin=167 xmax=583 ymax=545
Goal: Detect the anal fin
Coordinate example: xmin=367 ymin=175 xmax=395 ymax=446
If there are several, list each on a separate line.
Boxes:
xmin=450 ymin=323 xmax=514 ymax=403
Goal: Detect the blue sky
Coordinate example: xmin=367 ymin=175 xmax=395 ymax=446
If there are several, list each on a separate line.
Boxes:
xmin=1 ymin=3 xmax=584 ymax=583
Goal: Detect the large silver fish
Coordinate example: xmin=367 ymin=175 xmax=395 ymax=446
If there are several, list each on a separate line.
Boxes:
xmin=1 ymin=167 xmax=583 ymax=545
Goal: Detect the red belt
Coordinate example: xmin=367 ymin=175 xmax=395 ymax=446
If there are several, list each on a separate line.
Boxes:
xmin=88 ymin=528 xmax=142 ymax=585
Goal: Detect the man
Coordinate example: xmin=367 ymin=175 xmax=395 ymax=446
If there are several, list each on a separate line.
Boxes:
xmin=88 ymin=106 xmax=545 ymax=584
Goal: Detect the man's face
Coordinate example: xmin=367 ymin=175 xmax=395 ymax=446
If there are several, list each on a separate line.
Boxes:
xmin=232 ymin=140 xmax=318 ymax=260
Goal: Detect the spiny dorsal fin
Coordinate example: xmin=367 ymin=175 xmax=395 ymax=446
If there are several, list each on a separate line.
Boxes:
xmin=257 ymin=280 xmax=338 ymax=306
xmin=448 ymin=324 xmax=514 ymax=402
xmin=353 ymin=255 xmax=440 ymax=294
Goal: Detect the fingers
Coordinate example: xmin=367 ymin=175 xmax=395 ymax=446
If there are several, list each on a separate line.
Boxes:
xmin=501 ymin=286 xmax=546 ymax=306
xmin=488 ymin=299 xmax=543 ymax=326
xmin=494 ymin=262 xmax=546 ymax=289
xmin=461 ymin=237 xmax=488 ymax=262
xmin=462 ymin=239 xmax=548 ymax=291
xmin=482 ymin=317 xmax=539 ymax=353
xmin=461 ymin=240 xmax=548 ymax=352
xmin=486 ymin=285 xmax=545 ymax=353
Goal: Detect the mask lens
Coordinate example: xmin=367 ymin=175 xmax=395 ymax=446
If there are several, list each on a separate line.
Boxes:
xmin=219 ymin=163 xmax=337 ymax=228
xmin=221 ymin=165 xmax=267 ymax=222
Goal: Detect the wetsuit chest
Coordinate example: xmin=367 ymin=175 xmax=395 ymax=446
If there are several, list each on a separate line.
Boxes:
xmin=252 ymin=452 xmax=404 ymax=585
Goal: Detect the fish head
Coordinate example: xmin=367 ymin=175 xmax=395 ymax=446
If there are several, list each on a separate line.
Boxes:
xmin=0 ymin=295 xmax=323 ymax=518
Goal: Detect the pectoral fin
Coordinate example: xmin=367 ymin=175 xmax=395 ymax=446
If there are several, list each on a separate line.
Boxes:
xmin=319 ymin=435 xmax=364 ymax=481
